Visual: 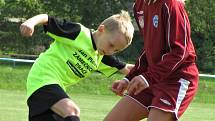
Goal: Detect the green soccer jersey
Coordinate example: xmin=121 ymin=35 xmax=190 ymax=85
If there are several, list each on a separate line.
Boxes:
xmin=26 ymin=17 xmax=125 ymax=98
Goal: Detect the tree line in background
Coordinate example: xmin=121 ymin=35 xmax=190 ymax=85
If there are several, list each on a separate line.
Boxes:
xmin=0 ymin=0 xmax=214 ymax=73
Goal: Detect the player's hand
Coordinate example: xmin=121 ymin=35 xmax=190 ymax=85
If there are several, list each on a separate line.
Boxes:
xmin=20 ymin=21 xmax=35 ymax=37
xmin=119 ymin=64 xmax=134 ymax=75
xmin=127 ymin=75 xmax=149 ymax=95
xmin=111 ymin=79 xmax=129 ymax=96
xmin=144 ymin=0 xmax=157 ymax=5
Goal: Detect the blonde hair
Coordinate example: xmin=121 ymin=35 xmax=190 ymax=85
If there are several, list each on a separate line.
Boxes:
xmin=101 ymin=10 xmax=134 ymax=46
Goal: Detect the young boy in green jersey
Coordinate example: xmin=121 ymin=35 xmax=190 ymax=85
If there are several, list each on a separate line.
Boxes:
xmin=20 ymin=10 xmax=134 ymax=121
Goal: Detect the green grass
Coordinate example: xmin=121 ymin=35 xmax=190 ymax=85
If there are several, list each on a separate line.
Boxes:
xmin=0 ymin=89 xmax=120 ymax=121
xmin=1 ymin=89 xmax=215 ymax=121
xmin=0 ymin=63 xmax=123 ymax=95
xmin=194 ymin=77 xmax=215 ymax=103
xmin=1 ymin=64 xmax=215 ymax=103
xmin=0 ymin=64 xmax=30 ymax=90
xmin=1 ymin=64 xmax=215 ymax=121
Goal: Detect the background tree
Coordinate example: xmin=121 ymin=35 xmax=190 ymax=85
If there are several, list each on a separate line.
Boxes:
xmin=0 ymin=0 xmax=214 ymax=73
xmin=186 ymin=0 xmax=215 ymax=73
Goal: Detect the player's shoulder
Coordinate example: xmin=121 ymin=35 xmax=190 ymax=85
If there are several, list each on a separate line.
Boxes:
xmin=162 ymin=0 xmax=184 ymax=7
xmin=161 ymin=0 xmax=185 ymax=12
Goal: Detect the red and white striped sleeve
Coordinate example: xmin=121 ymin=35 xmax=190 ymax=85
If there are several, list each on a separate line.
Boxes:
xmin=141 ymin=3 xmax=191 ymax=86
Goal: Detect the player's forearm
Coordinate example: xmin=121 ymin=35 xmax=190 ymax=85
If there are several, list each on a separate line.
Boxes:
xmin=125 ymin=51 xmax=148 ymax=81
xmin=119 ymin=68 xmax=129 ymax=75
xmin=119 ymin=64 xmax=134 ymax=75
xmin=25 ymin=14 xmax=48 ymax=26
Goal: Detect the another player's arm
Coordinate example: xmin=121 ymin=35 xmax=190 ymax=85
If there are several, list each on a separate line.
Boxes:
xmin=97 ymin=55 xmax=135 ymax=96
xmin=127 ymin=2 xmax=190 ymax=95
xmin=125 ymin=50 xmax=148 ymax=81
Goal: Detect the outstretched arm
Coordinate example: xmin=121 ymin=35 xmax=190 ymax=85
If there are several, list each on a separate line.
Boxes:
xmin=20 ymin=14 xmax=48 ymax=37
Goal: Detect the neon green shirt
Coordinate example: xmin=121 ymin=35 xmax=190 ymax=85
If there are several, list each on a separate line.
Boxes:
xmin=26 ymin=17 xmax=125 ymax=98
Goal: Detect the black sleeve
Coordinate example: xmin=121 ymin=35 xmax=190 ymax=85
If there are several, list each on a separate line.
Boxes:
xmin=101 ymin=55 xmax=126 ymax=70
xmin=43 ymin=16 xmax=81 ymax=40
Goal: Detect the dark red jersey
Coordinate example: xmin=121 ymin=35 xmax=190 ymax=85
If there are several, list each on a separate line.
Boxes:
xmin=126 ymin=0 xmax=198 ymax=86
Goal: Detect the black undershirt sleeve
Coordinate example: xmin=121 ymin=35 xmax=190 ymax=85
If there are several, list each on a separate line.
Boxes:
xmin=43 ymin=16 xmax=81 ymax=40
xmin=101 ymin=55 xmax=126 ymax=70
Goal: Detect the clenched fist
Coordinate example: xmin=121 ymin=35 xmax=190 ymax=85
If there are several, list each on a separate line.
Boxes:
xmin=20 ymin=21 xmax=35 ymax=37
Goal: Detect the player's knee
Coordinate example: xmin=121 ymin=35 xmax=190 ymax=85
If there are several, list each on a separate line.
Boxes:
xmin=63 ymin=115 xmax=80 ymax=121
xmin=51 ymin=99 xmax=80 ymax=118
xmin=71 ymin=106 xmax=80 ymax=116
xmin=64 ymin=104 xmax=80 ymax=117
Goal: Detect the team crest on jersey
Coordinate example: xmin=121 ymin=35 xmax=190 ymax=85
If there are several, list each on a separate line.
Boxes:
xmin=153 ymin=15 xmax=159 ymax=28
xmin=137 ymin=11 xmax=144 ymax=28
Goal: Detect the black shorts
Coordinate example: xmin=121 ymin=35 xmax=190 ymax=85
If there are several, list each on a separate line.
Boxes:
xmin=29 ymin=109 xmax=64 ymax=121
xmin=27 ymin=84 xmax=69 ymax=118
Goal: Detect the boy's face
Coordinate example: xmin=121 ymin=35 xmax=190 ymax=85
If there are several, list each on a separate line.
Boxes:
xmin=96 ymin=27 xmax=128 ymax=55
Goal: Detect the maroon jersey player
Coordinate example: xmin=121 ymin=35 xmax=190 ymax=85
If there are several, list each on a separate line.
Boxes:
xmin=104 ymin=0 xmax=199 ymax=121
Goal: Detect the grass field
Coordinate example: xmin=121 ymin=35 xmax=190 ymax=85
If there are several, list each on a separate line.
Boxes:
xmin=0 ymin=64 xmax=215 ymax=121
xmin=1 ymin=89 xmax=215 ymax=121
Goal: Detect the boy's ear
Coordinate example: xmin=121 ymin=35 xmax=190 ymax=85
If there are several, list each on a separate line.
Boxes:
xmin=98 ymin=25 xmax=105 ymax=32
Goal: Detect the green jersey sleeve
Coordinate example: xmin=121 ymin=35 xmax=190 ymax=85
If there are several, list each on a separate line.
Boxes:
xmin=97 ymin=55 xmax=126 ymax=77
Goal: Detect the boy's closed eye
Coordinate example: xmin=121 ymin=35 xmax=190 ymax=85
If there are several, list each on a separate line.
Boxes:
xmin=109 ymin=43 xmax=120 ymax=52
xmin=109 ymin=43 xmax=114 ymax=48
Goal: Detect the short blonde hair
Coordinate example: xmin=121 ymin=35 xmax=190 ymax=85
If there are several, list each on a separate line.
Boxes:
xmin=101 ymin=10 xmax=134 ymax=46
